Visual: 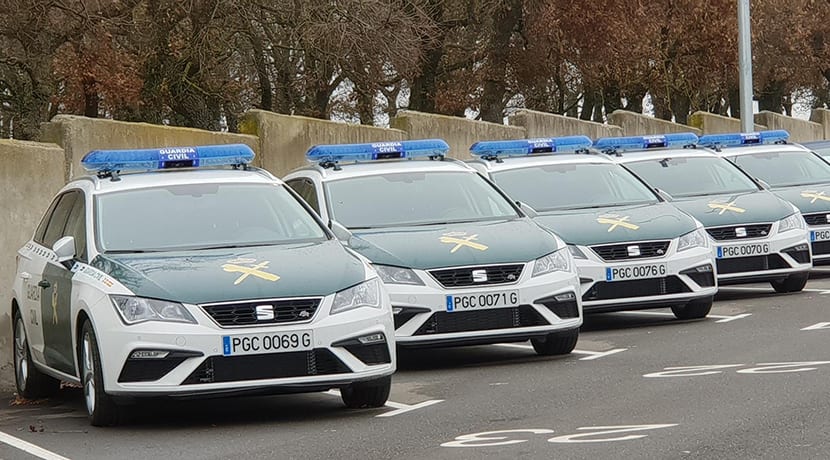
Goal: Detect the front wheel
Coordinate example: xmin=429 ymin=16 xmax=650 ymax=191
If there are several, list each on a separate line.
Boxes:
xmin=770 ymin=272 xmax=809 ymax=293
xmin=530 ymin=329 xmax=578 ymax=356
xmin=671 ymin=298 xmax=713 ymax=320
xmin=341 ymin=376 xmax=391 ymax=409
xmin=13 ymin=310 xmax=59 ymax=399
xmin=80 ymin=320 xmax=120 ymax=426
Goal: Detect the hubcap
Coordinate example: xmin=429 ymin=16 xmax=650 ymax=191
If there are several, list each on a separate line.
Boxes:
xmin=82 ymin=332 xmax=95 ymax=415
xmin=14 ymin=318 xmax=28 ymax=392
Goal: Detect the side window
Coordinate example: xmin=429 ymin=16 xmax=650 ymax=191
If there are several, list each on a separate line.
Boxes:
xmin=41 ymin=192 xmax=78 ymax=249
xmin=63 ymin=193 xmax=88 ymax=261
xmin=287 ymin=178 xmax=320 ymax=214
xmin=34 ymin=197 xmax=61 ymax=244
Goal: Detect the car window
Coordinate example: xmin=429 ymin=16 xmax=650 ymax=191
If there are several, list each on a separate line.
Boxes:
xmin=96 ymin=183 xmax=328 ymax=253
xmin=325 ymin=171 xmax=519 ymax=229
xmin=63 ymin=192 xmax=88 ymax=261
xmin=286 ymin=178 xmax=320 ymax=214
xmin=42 ymin=192 xmax=78 ymax=248
xmin=730 ymin=150 xmax=830 ymax=187
xmin=625 ymin=156 xmax=759 ymax=198
xmin=34 ymin=196 xmax=61 ymax=244
xmin=491 ymin=162 xmax=659 ymax=211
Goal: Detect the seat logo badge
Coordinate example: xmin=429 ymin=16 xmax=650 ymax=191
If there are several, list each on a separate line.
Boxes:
xmin=506 ymin=273 xmax=517 ymax=281
xmin=255 ymin=305 xmax=275 ymax=321
xmin=298 ymin=310 xmax=311 ymax=318
xmin=472 ymin=269 xmax=488 ymax=282
xmin=735 ymin=227 xmax=747 ymax=238
xmin=801 ymin=190 xmax=830 ymax=203
xmin=440 ymin=232 xmax=489 ymax=253
xmin=627 ymin=245 xmax=641 ymax=257
xmin=707 ymin=200 xmax=745 ymax=215
xmin=51 ymin=282 xmax=59 ymax=325
xmin=222 ymin=258 xmax=280 ymax=285
xmin=597 ymin=214 xmax=639 ymax=232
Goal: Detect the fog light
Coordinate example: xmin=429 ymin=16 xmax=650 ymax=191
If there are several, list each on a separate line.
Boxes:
xmin=130 ymin=350 xmax=170 ymax=360
xmin=695 ymin=264 xmax=713 ymax=273
xmin=358 ymin=333 xmax=385 ymax=344
xmin=554 ymin=292 xmax=576 ymax=302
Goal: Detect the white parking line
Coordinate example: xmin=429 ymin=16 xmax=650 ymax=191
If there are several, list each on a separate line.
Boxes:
xmin=324 ymin=390 xmax=443 ymax=417
xmin=802 ymin=322 xmax=830 ymax=331
xmin=616 ymin=311 xmax=752 ymax=323
xmin=0 ymin=430 xmax=71 ymax=460
xmin=493 ymin=343 xmax=627 ymax=360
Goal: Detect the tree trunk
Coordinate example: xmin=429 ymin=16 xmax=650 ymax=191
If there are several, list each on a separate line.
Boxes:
xmin=758 ymin=81 xmax=784 ymax=113
xmin=478 ymin=0 xmax=522 ymax=123
xmin=602 ymin=85 xmax=623 ymax=116
xmin=580 ymin=89 xmax=596 ymax=120
xmin=727 ymin=86 xmax=740 ymax=118
xmin=670 ymin=93 xmax=691 ymax=125
xmin=652 ymin=91 xmax=672 ymax=120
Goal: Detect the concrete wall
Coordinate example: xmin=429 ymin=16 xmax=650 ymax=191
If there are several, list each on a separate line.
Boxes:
xmin=0 ymin=140 xmax=66 ymax=388
xmin=688 ymin=111 xmax=767 ymax=134
xmin=391 ymin=110 xmax=526 ymax=160
xmin=40 ymin=115 xmax=260 ymax=180
xmin=607 ymin=110 xmax=702 ymax=136
xmin=809 ymin=108 xmax=830 ymax=140
xmin=508 ymin=109 xmax=623 ymax=139
xmin=754 ymin=111 xmax=824 ymax=142
xmin=240 ymin=110 xmax=407 ymax=176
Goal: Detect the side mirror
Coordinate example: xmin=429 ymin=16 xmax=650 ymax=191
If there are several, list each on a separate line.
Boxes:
xmin=516 ymin=201 xmax=538 ymax=218
xmin=329 ymin=220 xmax=353 ymax=244
xmin=654 ymin=188 xmax=673 ymax=202
xmin=53 ymin=236 xmax=76 ymax=263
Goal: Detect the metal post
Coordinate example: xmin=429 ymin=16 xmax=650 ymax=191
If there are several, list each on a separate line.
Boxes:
xmin=737 ymin=0 xmax=754 ymax=132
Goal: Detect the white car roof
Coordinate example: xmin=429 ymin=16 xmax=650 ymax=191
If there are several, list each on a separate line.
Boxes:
xmin=288 ymin=158 xmax=477 ymax=182
xmin=704 ymin=143 xmax=812 ymax=157
xmin=469 ymin=152 xmax=615 ymax=173
xmin=611 ymin=147 xmax=720 ymax=164
xmin=65 ymin=167 xmax=282 ymax=195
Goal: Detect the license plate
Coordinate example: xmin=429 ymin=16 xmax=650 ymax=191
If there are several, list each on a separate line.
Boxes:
xmin=445 ymin=290 xmax=519 ymax=312
xmin=222 ymin=331 xmax=313 ymax=356
xmin=811 ymin=229 xmax=830 ymax=242
xmin=605 ymin=264 xmax=667 ymax=281
xmin=717 ymin=243 xmax=770 ymax=259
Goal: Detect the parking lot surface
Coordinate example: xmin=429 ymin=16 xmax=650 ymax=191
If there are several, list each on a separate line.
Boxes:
xmin=3 ymin=272 xmax=830 ymax=459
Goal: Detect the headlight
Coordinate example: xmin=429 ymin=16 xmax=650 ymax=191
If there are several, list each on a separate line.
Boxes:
xmin=110 ymin=295 xmax=197 ymax=325
xmin=331 ymin=278 xmax=382 ymax=315
xmin=374 ymin=265 xmax=424 ymax=285
xmin=532 ymin=248 xmax=572 ymax=277
xmin=778 ymin=212 xmax=806 ymax=233
xmin=567 ymin=245 xmax=588 ymax=259
xmin=677 ymin=227 xmax=709 ymax=252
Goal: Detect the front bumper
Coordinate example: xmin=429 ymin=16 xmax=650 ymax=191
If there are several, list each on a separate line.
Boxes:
xmin=389 ymin=262 xmax=582 ymax=347
xmin=712 ymin=225 xmax=812 ymax=284
xmin=574 ymin=241 xmax=717 ymax=314
xmin=96 ymin=295 xmax=396 ymax=396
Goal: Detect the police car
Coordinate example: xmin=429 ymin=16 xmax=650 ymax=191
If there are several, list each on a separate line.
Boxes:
xmin=10 ymin=145 xmax=395 ymax=426
xmin=607 ymin=134 xmax=812 ymax=292
xmin=467 ymin=136 xmax=717 ymax=319
xmin=700 ymin=131 xmax=830 ymax=265
xmin=283 ymin=140 xmax=582 ymax=355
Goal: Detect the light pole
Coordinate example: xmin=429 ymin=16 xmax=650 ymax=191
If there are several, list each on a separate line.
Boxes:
xmin=737 ymin=0 xmax=754 ymax=132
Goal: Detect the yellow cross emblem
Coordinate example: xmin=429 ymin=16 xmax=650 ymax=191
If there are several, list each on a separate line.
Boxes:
xmin=801 ymin=191 xmax=830 ymax=204
xmin=439 ymin=232 xmax=489 ymax=253
xmin=596 ymin=215 xmax=639 ymax=232
xmin=221 ymin=259 xmax=280 ymax=285
xmin=708 ymin=200 xmax=746 ymax=215
xmin=51 ymin=282 xmax=59 ymax=325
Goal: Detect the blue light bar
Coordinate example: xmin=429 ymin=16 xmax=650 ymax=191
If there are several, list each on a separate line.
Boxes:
xmin=698 ymin=130 xmax=789 ymax=148
xmin=306 ymin=139 xmax=449 ymax=164
xmin=593 ymin=133 xmax=699 ymax=153
xmin=81 ymin=144 xmax=255 ymax=173
xmin=469 ymin=136 xmax=593 ymax=158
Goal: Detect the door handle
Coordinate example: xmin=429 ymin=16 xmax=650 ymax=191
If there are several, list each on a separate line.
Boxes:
xmin=38 ymin=280 xmax=51 ymax=289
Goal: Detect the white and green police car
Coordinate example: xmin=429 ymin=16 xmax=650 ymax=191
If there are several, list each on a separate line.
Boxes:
xmin=284 ymin=140 xmax=583 ymax=355
xmin=700 ymin=130 xmax=830 ymax=265
xmin=467 ymin=136 xmax=717 ymax=319
xmin=607 ymin=134 xmax=812 ymax=292
xmin=11 ymin=145 xmax=395 ymax=426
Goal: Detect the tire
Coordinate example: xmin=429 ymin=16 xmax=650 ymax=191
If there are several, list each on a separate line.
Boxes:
xmin=770 ymin=272 xmax=809 ymax=293
xmin=80 ymin=320 xmax=120 ymax=426
xmin=341 ymin=376 xmax=391 ymax=409
xmin=13 ymin=310 xmax=59 ymax=399
xmin=671 ymin=298 xmax=713 ymax=320
xmin=530 ymin=329 xmax=579 ymax=356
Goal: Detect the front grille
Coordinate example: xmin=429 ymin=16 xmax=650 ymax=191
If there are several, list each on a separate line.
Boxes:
xmin=804 ymin=213 xmax=830 ymax=226
xmin=582 ymin=276 xmax=690 ymax=301
xmin=182 ymin=349 xmax=349 ymax=384
xmin=591 ymin=241 xmax=670 ymax=261
xmin=812 ymin=240 xmax=830 ymax=256
xmin=201 ymin=298 xmax=321 ymax=327
xmin=707 ymin=224 xmax=771 ymax=241
xmin=343 ymin=343 xmax=392 ymax=365
xmin=716 ymin=254 xmax=789 ymax=274
xmin=429 ymin=264 xmax=524 ymax=288
xmin=413 ymin=305 xmax=547 ymax=335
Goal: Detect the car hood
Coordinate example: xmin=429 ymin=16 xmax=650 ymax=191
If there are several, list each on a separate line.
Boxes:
xmin=91 ymin=239 xmax=366 ymax=304
xmin=671 ymin=191 xmax=794 ymax=227
xmin=347 ymin=218 xmax=559 ymax=270
xmin=533 ymin=202 xmax=697 ymax=246
xmin=772 ymin=184 xmax=830 ymax=215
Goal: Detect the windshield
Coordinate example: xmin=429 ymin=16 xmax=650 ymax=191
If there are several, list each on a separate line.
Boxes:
xmin=624 ymin=156 xmax=759 ymax=198
xmin=730 ymin=150 xmax=830 ymax=187
xmin=325 ymin=171 xmax=519 ymax=228
xmin=96 ymin=183 xmax=327 ymax=252
xmin=491 ymin=162 xmax=658 ymax=211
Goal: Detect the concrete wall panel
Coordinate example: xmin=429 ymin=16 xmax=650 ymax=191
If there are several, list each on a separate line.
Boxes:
xmin=607 ymin=110 xmax=702 ymax=136
xmin=508 ymin=109 xmax=623 ymax=139
xmin=754 ymin=111 xmax=823 ymax=142
xmin=688 ymin=111 xmax=766 ymax=134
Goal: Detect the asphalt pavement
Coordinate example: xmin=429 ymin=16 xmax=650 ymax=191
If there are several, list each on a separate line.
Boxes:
xmin=3 ymin=271 xmax=830 ymax=459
